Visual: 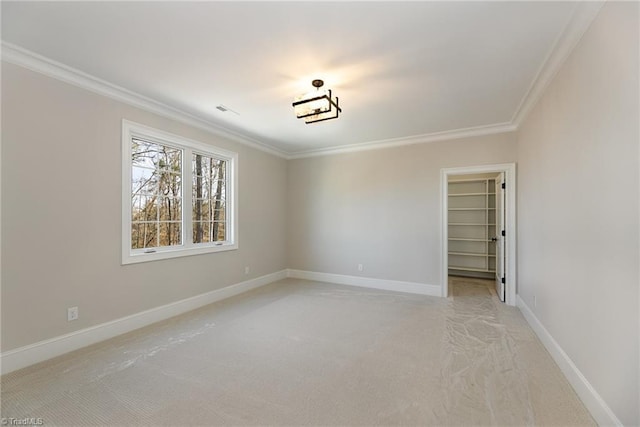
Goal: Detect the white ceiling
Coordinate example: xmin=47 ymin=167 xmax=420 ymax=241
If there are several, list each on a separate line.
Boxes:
xmin=2 ymin=1 xmax=580 ymax=156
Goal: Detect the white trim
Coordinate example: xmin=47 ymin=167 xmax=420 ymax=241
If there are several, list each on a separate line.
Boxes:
xmin=0 ymin=44 xmax=3 ymax=376
xmin=517 ymin=296 xmax=622 ymax=427
xmin=1 ymin=42 xmax=515 ymax=160
xmin=441 ymin=163 xmax=517 ymax=306
xmin=0 ymin=41 xmax=288 ymax=159
xmin=286 ymin=123 xmax=517 ymax=159
xmin=286 ymin=269 xmax=441 ymax=297
xmin=1 ymin=0 xmax=603 ymax=163
xmin=121 ymin=120 xmax=239 ymax=264
xmin=0 ymin=270 xmax=288 ymax=375
xmin=511 ymin=1 xmax=605 ymax=127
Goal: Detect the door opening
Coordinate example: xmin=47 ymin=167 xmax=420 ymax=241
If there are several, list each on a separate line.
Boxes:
xmin=441 ymin=164 xmax=516 ymax=305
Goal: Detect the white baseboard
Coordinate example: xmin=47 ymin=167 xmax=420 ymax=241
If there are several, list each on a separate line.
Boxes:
xmin=0 ymin=270 xmax=287 ymax=375
xmin=286 ymin=269 xmax=441 ymax=297
xmin=516 ymin=295 xmax=622 ymax=426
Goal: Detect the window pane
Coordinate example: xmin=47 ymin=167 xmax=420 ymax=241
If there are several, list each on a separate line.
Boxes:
xmin=192 ymin=181 xmax=226 ymax=201
xmin=158 ymin=172 xmax=181 ymax=197
xmin=131 ymin=223 xmax=143 ymax=249
xmin=192 ymin=179 xmax=208 ymax=200
xmin=212 ymin=208 xmax=225 ymax=221
xmin=157 ymin=147 xmax=182 ymax=172
xmin=212 ymin=221 xmax=226 ymax=241
xmin=193 ymin=221 xmax=211 ymax=244
xmin=132 ymin=222 xmax=159 ymax=249
xmin=217 ymin=161 xmax=226 ymax=179
xmin=132 ymin=196 xmax=158 ymax=222
xmin=192 ymin=156 xmax=207 ymax=178
xmin=159 ymin=197 xmax=182 ymax=222
xmin=193 ymin=200 xmax=220 ymax=222
xmin=159 ymin=222 xmax=182 ymax=246
xmin=132 ymin=139 xmax=161 ymax=168
xmin=132 ymin=195 xmax=159 ymax=221
xmin=132 ymin=167 xmax=157 ymax=196
xmin=192 ymin=154 xmax=227 ymax=245
xmin=131 ymin=139 xmax=182 ymax=250
xmin=133 ymin=140 xmax=181 ymax=170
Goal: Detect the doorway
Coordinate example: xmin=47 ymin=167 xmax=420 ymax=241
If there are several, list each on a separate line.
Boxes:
xmin=441 ymin=164 xmax=516 ymax=305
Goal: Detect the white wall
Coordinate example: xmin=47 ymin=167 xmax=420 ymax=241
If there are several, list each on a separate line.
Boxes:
xmin=287 ymin=133 xmax=516 ymax=288
xmin=516 ymin=2 xmax=639 ymax=425
xmin=1 ymin=63 xmax=288 ymax=351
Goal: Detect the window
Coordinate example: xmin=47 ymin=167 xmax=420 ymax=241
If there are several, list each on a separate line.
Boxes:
xmin=122 ymin=120 xmax=237 ymax=264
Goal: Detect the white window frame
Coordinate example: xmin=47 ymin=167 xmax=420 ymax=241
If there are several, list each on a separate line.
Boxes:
xmin=122 ymin=120 xmax=238 ymax=264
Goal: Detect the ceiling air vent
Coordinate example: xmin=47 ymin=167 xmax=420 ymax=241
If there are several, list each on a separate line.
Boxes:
xmin=215 ymin=104 xmax=239 ymax=115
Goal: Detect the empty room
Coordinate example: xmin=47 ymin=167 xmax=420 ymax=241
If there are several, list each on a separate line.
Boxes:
xmin=1 ymin=1 xmax=638 ymax=426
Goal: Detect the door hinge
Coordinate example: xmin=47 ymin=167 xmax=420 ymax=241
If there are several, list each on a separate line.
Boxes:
xmin=501 ymin=230 xmax=505 ymax=236
xmin=501 ymin=182 xmax=506 ymax=189
xmin=501 ymin=277 xmax=505 ymax=284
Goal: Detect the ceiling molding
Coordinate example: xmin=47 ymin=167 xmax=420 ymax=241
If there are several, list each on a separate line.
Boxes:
xmin=0 ymin=41 xmax=289 ymax=159
xmin=510 ymin=1 xmax=605 ymax=127
xmin=2 ymin=0 xmax=603 ymax=163
xmin=286 ymin=122 xmax=517 ymax=160
xmin=289 ymin=1 xmax=604 ymax=160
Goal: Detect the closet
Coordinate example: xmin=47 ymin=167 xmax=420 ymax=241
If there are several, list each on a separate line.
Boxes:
xmin=447 ymin=175 xmax=498 ymax=279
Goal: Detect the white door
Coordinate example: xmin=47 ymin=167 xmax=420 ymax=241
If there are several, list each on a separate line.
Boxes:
xmin=495 ymin=173 xmax=506 ymax=302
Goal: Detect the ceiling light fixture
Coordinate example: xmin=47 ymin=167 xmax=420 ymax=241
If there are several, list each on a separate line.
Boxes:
xmin=292 ymin=79 xmax=342 ymax=124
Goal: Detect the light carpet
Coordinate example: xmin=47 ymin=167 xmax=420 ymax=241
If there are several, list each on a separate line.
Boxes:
xmin=1 ymin=277 xmax=594 ymax=426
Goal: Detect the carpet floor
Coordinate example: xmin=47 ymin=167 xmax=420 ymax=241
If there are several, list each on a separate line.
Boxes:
xmin=1 ymin=277 xmax=594 ymax=426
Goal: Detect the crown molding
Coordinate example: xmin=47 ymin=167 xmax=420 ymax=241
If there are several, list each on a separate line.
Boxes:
xmin=1 ymin=41 xmax=289 ymax=159
xmin=3 ymin=0 xmax=604 ymax=162
xmin=287 ymin=1 xmax=604 ymax=160
xmin=510 ymin=1 xmax=605 ymax=127
xmin=2 ymin=40 xmax=517 ymax=161
xmin=286 ymin=122 xmax=517 ymax=159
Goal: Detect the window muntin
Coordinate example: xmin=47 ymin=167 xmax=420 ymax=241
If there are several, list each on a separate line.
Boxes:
xmin=122 ymin=121 xmax=237 ymax=264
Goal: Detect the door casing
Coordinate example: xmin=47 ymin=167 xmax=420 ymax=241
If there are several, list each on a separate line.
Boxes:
xmin=441 ymin=163 xmax=517 ymax=306
xmin=495 ymin=172 xmax=506 ymax=302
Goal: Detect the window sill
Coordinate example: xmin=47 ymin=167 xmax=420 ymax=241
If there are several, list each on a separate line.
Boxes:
xmin=122 ymin=242 xmax=238 ymax=265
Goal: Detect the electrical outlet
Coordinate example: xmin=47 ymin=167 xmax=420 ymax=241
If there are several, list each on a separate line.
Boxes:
xmin=533 ymin=296 xmax=537 ymax=308
xmin=357 ymin=264 xmax=363 ymax=272
xmin=67 ymin=306 xmax=79 ymax=321
xmin=244 ymin=266 xmax=250 ymax=275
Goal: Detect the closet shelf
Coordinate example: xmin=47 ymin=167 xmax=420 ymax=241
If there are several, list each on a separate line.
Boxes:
xmin=448 ymin=208 xmax=496 ymax=211
xmin=449 ymin=223 xmax=491 ymax=226
xmin=448 ymin=177 xmax=497 ymax=277
xmin=448 ymin=192 xmax=485 ymax=197
xmin=448 ymin=193 xmax=496 ymax=196
xmin=448 ymin=238 xmax=494 ymax=242
xmin=449 ymin=266 xmax=497 ymax=273
xmin=448 ymin=252 xmax=496 ymax=257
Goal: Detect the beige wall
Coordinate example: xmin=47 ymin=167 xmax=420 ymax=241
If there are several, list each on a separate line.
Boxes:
xmin=517 ymin=2 xmax=639 ymax=425
xmin=1 ymin=63 xmax=288 ymax=351
xmin=287 ymin=133 xmax=516 ymax=287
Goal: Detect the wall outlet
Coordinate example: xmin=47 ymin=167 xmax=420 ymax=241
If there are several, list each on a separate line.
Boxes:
xmin=244 ymin=266 xmax=250 ymax=275
xmin=533 ymin=296 xmax=537 ymax=308
xmin=357 ymin=264 xmax=364 ymax=272
xmin=67 ymin=306 xmax=79 ymax=321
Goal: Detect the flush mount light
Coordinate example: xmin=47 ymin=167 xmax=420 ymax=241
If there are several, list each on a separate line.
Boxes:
xmin=292 ymin=79 xmax=342 ymax=124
